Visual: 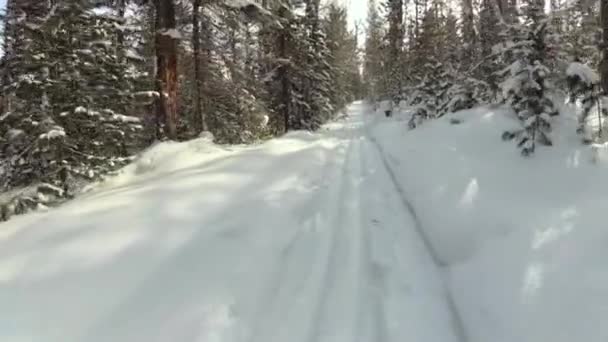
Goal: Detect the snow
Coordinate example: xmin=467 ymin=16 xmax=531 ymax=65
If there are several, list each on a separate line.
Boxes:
xmin=111 ymin=113 xmax=140 ymax=123
xmin=567 ymin=62 xmax=599 ymax=85
xmin=6 ymin=129 xmax=24 ymax=140
xmin=85 ymin=136 xmax=230 ymax=192
xmin=1 ymin=101 xmax=607 ymax=342
xmin=591 ymin=142 xmax=608 ymax=164
xmin=39 ymin=128 xmax=66 ymax=140
xmin=125 ymin=49 xmax=145 ymax=61
xmin=0 ymin=103 xmax=461 ymax=342
xmin=160 ymin=28 xmax=182 ymax=40
xmin=371 ymin=103 xmax=608 ymax=342
xmin=75 ymin=106 xmax=88 ymax=114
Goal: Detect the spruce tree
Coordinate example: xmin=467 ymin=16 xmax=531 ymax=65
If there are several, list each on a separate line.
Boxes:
xmin=0 ymin=1 xmax=144 ymax=216
xmin=500 ymin=0 xmax=559 ymax=156
xmin=363 ymin=0 xmax=385 ymax=103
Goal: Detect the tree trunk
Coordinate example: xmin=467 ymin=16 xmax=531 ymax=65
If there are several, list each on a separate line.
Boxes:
xmin=275 ymin=5 xmax=291 ymax=133
xmin=116 ymin=0 xmax=127 ymax=47
xmin=154 ymin=0 xmax=179 ymax=140
xmin=386 ymin=0 xmax=403 ymax=103
xmin=1 ymin=0 xmax=18 ymax=113
xmin=302 ymin=0 xmax=320 ymax=128
xmin=601 ymin=0 xmax=608 ymax=95
xmin=462 ymin=0 xmax=476 ymax=65
xmin=192 ymin=0 xmax=206 ymax=133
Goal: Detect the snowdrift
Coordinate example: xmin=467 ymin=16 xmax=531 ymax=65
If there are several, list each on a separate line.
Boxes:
xmin=370 ymin=104 xmax=608 ymax=342
xmin=83 ymin=134 xmax=231 ymax=193
xmin=0 ymin=125 xmax=343 ymax=342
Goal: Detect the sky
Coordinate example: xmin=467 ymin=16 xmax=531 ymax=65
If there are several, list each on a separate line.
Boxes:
xmin=341 ymin=0 xmax=367 ymax=31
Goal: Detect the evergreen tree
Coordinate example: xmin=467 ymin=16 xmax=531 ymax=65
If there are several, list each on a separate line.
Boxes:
xmin=384 ymin=0 xmax=405 ymax=104
xmin=363 ymin=0 xmax=385 ymax=103
xmin=0 ymin=1 xmax=145 ymax=216
xmin=500 ymin=0 xmax=559 ymax=156
xmin=325 ymin=4 xmax=362 ymax=110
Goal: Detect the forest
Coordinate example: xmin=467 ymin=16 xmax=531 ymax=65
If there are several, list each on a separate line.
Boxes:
xmin=365 ymin=0 xmax=608 ymax=155
xmin=0 ymin=0 xmax=606 ymax=218
xmin=0 ymin=0 xmax=363 ymax=218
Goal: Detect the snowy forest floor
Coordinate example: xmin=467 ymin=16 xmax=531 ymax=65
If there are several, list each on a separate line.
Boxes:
xmin=1 ymin=101 xmax=608 ymax=342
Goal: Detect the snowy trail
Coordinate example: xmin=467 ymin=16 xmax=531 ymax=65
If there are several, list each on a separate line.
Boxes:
xmin=1 ymin=102 xmax=460 ymax=342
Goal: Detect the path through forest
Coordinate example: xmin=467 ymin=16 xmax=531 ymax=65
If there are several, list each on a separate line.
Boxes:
xmin=0 ymin=102 xmax=465 ymax=342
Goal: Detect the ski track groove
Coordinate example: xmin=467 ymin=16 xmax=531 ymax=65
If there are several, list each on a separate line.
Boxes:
xmin=365 ymin=111 xmax=470 ymax=342
xmin=306 ymin=137 xmax=357 ymax=342
xmin=248 ymin=139 xmax=351 ymax=342
xmin=358 ymin=135 xmax=390 ymax=342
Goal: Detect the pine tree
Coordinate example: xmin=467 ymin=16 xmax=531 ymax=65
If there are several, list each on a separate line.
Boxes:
xmin=0 ymin=1 xmax=145 ymax=216
xmin=461 ymin=0 xmax=477 ymax=67
xmin=154 ymin=0 xmax=180 ymax=140
xmin=478 ymin=0 xmax=502 ymax=99
xmin=384 ymin=0 xmax=405 ymax=104
xmin=326 ymin=4 xmax=361 ymax=110
xmin=302 ymin=0 xmax=333 ymax=129
xmin=363 ymin=0 xmax=385 ymax=103
xmin=600 ymin=0 xmax=608 ymax=94
xmin=500 ymin=0 xmax=559 ymax=156
xmin=567 ymin=61 xmax=601 ymax=142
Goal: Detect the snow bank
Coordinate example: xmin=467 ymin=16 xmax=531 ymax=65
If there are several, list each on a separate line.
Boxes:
xmin=370 ymin=105 xmax=608 ymax=342
xmin=567 ymin=62 xmax=599 ymax=85
xmin=0 ymin=119 xmax=344 ymax=342
xmin=87 ymin=136 xmax=231 ymax=192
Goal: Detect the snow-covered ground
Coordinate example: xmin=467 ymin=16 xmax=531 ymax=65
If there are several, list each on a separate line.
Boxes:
xmin=1 ymin=101 xmax=607 ymax=342
xmin=371 ymin=103 xmax=608 ymax=342
xmin=0 ymin=102 xmax=460 ymax=342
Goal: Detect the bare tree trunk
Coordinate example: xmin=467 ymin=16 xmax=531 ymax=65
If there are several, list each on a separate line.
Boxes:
xmin=462 ymin=0 xmax=476 ymax=65
xmin=277 ymin=5 xmax=290 ymax=133
xmin=192 ymin=0 xmax=206 ymax=133
xmin=1 ymin=0 xmax=18 ymax=113
xmin=387 ymin=0 xmax=403 ymax=103
xmin=601 ymin=0 xmax=608 ymax=95
xmin=116 ymin=0 xmax=127 ymax=47
xmin=154 ymin=0 xmax=179 ymax=140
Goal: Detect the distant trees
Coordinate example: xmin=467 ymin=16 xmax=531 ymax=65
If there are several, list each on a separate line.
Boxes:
xmin=364 ymin=0 xmax=606 ymax=155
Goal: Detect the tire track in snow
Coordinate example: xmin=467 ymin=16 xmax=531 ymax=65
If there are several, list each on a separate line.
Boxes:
xmin=364 ymin=109 xmax=470 ymax=342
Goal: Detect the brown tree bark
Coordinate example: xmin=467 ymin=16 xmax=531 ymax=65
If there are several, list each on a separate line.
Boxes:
xmin=154 ymin=0 xmax=179 ymax=140
xmin=192 ymin=0 xmax=207 ymax=133
xmin=601 ymin=0 xmax=608 ymax=95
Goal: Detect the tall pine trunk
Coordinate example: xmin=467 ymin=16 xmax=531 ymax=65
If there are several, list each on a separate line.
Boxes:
xmin=192 ymin=0 xmax=206 ymax=133
xmin=154 ymin=0 xmax=179 ymax=140
xmin=462 ymin=0 xmax=476 ymax=66
xmin=276 ymin=5 xmax=291 ymax=132
xmin=601 ymin=0 xmax=608 ymax=95
xmin=387 ymin=0 xmax=404 ymax=103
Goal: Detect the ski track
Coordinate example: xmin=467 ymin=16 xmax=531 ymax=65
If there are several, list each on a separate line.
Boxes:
xmin=0 ymin=102 xmax=466 ymax=342
xmin=251 ymin=103 xmax=465 ymax=342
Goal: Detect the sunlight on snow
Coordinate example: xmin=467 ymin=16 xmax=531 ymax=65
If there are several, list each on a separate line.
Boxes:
xmin=156 ymin=300 xmax=237 ymax=342
xmin=531 ymin=207 xmax=578 ymax=250
xmin=481 ymin=111 xmax=495 ymax=121
xmin=459 ymin=178 xmax=479 ymax=208
xmin=522 ymin=263 xmax=544 ymax=299
xmin=0 ymin=228 xmax=147 ymax=283
xmin=566 ymin=150 xmax=581 ymax=169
